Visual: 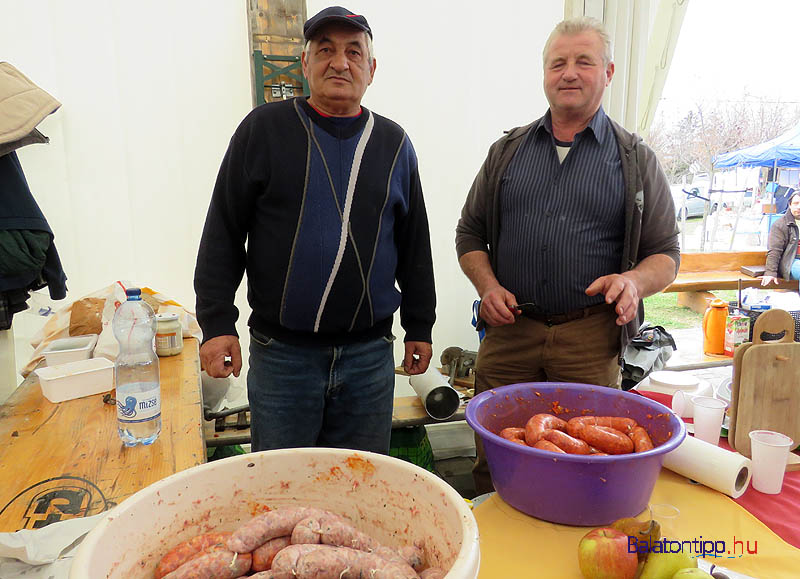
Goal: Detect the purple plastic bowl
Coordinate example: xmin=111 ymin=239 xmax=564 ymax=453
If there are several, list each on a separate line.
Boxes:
xmin=465 ymin=382 xmax=685 ymax=526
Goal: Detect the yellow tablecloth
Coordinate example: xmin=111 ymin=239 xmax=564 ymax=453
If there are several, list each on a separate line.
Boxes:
xmin=474 ymin=470 xmax=800 ymax=578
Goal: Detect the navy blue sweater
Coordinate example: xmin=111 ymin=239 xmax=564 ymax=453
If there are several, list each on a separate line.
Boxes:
xmin=194 ymin=98 xmax=436 ymax=346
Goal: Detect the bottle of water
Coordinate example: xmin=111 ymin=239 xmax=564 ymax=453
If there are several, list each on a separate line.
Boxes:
xmin=112 ymin=287 xmax=161 ymax=446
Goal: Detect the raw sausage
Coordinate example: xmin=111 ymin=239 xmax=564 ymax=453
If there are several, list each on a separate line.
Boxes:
xmin=316 ymin=518 xmax=380 ymax=551
xmin=540 ymin=429 xmax=591 ymax=454
xmin=252 ymin=536 xmax=292 ymax=572
xmin=499 ymin=427 xmax=527 ymax=445
xmin=566 ymin=419 xmax=586 ymax=440
xmin=533 ymin=439 xmax=566 ymax=453
xmin=579 ymin=425 xmax=635 ymax=455
xmin=155 ymin=532 xmax=232 ymax=578
xmin=162 ymin=548 xmax=252 ymax=579
xmin=524 ymin=414 xmax=567 ymax=445
xmin=270 ymin=544 xmax=418 ymax=579
xmin=567 ymin=416 xmax=638 ymax=434
xmin=629 ymin=425 xmax=655 ymax=452
xmin=228 ymin=507 xmax=336 ymax=553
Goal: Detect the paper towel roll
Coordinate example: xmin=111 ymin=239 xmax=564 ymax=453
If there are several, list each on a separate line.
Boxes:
xmin=662 ymin=435 xmax=752 ymax=498
xmin=409 ymin=367 xmax=460 ymax=420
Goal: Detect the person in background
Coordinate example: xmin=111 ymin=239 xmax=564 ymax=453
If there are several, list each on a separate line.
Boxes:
xmin=194 ymin=6 xmax=436 ymax=454
xmin=455 ymin=17 xmax=680 ymax=494
xmin=762 ymin=191 xmax=800 ymax=285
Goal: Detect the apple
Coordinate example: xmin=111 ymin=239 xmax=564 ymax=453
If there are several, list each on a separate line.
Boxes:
xmin=577 ymin=527 xmax=639 ymax=579
xmin=639 ymin=551 xmax=697 ymax=579
xmin=672 ymin=569 xmax=715 ymax=579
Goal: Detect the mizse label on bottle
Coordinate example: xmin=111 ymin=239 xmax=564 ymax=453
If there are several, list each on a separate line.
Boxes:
xmin=116 ymin=386 xmax=162 ymax=423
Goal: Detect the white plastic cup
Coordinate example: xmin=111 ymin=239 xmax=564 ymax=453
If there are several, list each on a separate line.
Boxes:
xmin=671 ymin=390 xmax=694 ymax=418
xmin=749 ymin=430 xmax=794 ymax=494
xmin=692 ymin=396 xmax=727 ymax=446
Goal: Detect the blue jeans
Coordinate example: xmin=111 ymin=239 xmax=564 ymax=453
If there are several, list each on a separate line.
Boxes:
xmin=247 ymin=330 xmax=395 ymax=453
xmin=791 ymin=258 xmax=800 ymax=281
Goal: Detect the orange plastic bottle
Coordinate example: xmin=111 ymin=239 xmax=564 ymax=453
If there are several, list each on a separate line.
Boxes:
xmin=702 ymin=298 xmax=728 ymax=355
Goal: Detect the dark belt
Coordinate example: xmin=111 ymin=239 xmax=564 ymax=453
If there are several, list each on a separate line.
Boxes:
xmin=519 ymin=302 xmax=614 ymax=326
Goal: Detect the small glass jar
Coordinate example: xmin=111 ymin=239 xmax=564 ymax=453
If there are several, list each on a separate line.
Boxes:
xmin=154 ymin=313 xmax=183 ymax=357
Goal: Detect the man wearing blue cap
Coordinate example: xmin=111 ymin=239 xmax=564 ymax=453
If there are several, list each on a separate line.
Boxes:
xmin=194 ymin=7 xmax=436 ymax=454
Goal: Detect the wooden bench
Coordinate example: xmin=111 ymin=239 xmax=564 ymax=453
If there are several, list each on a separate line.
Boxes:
xmin=663 ymin=251 xmax=797 ymax=312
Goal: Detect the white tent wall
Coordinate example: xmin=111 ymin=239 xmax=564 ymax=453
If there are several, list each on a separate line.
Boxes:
xmin=1 ymin=0 xmax=253 ymax=397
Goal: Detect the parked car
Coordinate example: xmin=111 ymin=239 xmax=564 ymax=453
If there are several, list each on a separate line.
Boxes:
xmin=671 ymin=185 xmax=718 ymax=220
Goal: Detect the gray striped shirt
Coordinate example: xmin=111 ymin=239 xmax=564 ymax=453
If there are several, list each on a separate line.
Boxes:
xmin=496 ymin=107 xmax=625 ymax=313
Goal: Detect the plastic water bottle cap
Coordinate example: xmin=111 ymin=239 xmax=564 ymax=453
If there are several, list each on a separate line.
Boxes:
xmin=125 ymin=287 xmax=142 ymax=298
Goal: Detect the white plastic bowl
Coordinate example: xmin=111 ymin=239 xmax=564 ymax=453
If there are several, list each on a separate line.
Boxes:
xmin=35 ymin=357 xmax=113 ymax=403
xmin=69 ymin=448 xmax=480 ymax=578
xmin=42 ymin=334 xmax=98 ymax=366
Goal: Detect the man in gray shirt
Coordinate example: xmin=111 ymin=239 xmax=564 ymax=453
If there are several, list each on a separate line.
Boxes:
xmin=456 ymin=17 xmax=680 ymax=494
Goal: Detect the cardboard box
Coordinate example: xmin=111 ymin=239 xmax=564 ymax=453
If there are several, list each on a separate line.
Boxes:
xmin=724 ymin=314 xmax=751 ymax=357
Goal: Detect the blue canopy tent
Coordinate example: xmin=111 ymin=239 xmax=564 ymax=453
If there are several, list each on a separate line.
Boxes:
xmin=714 ymin=122 xmax=800 ymax=168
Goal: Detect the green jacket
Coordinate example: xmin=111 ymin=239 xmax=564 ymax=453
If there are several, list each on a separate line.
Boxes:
xmin=455 ymin=114 xmax=680 ymax=347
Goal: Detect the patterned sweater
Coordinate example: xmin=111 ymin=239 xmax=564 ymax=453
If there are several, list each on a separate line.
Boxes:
xmin=195 ymin=98 xmax=435 ymax=346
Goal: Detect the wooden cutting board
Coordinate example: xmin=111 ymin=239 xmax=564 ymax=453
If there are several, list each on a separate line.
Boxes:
xmin=732 ymin=309 xmax=800 ymax=458
xmin=725 ymin=339 xmax=753 ymax=446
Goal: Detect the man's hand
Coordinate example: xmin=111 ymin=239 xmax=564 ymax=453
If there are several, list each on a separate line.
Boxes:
xmin=585 ymin=273 xmax=640 ymax=326
xmin=200 ymin=335 xmax=242 ymax=378
xmin=403 ymin=341 xmax=432 ymax=375
xmin=480 ymin=285 xmax=519 ymax=327
xmin=458 ymin=251 xmax=518 ymax=327
xmin=760 ymin=275 xmax=779 ymax=286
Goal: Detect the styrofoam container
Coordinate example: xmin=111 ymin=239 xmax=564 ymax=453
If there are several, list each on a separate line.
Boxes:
xmin=42 ymin=334 xmax=98 ymax=366
xmin=69 ymin=448 xmax=480 ymax=578
xmin=35 ymin=357 xmax=114 ymax=403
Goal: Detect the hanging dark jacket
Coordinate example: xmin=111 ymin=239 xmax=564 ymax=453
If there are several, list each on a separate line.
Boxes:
xmin=0 ymin=150 xmax=67 ymax=299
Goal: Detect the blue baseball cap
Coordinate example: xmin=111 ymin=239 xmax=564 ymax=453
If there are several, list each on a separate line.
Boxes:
xmin=303 ymin=6 xmax=372 ymax=41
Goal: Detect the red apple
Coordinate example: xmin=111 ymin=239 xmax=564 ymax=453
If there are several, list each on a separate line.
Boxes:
xmin=578 ymin=527 xmax=639 ymax=579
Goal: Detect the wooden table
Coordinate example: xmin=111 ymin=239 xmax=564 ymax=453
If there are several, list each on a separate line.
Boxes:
xmin=0 ymin=338 xmax=205 ymax=532
xmin=664 ymin=327 xmax=733 ymax=371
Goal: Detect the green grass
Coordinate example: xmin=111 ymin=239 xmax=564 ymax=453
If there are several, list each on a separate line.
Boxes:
xmin=642 ymin=290 xmax=738 ymax=329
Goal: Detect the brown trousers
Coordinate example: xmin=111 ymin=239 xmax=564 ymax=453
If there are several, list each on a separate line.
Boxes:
xmin=472 ymin=308 xmax=622 ymax=495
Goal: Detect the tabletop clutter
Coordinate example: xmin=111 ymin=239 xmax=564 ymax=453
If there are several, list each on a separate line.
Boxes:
xmin=463 ymin=308 xmax=799 ymax=579
xmin=6 ymin=289 xmax=800 ymax=578
xmin=27 ymin=283 xmax=197 ymax=445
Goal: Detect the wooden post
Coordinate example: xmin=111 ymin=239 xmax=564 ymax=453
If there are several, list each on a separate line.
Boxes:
xmin=248 ymin=0 xmax=307 ymax=105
